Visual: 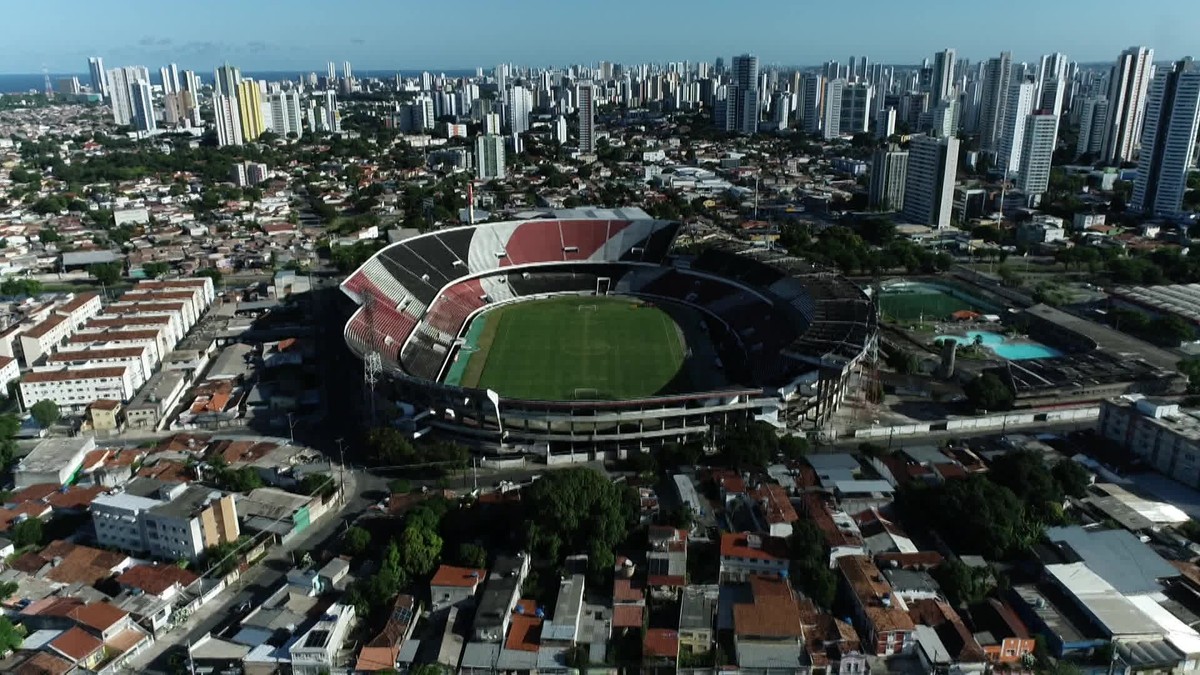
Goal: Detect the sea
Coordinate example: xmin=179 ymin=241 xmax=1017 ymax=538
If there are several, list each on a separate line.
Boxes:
xmin=0 ymin=69 xmax=479 ymax=93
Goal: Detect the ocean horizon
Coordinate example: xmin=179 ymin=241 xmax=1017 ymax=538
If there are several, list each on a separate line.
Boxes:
xmin=0 ymin=69 xmax=479 ymax=94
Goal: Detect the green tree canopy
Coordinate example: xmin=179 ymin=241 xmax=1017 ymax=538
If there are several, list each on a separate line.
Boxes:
xmin=0 ymin=617 xmax=23 ymax=653
xmin=88 ymin=261 xmax=123 ymax=285
xmin=964 ymin=373 xmax=1014 ymax=412
xmin=10 ymin=518 xmax=43 ymax=547
xmin=521 ymin=467 xmax=636 ymax=581
xmin=343 ymin=526 xmax=372 ymax=556
xmin=29 ymin=400 xmax=60 ymax=428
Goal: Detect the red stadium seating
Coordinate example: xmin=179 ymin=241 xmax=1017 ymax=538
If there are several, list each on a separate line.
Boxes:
xmin=503 ymin=220 xmax=568 ymax=265
xmin=560 ymin=220 xmax=631 ymax=260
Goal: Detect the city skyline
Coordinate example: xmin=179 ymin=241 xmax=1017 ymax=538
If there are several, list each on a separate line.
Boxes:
xmin=1 ymin=0 xmax=1196 ymax=73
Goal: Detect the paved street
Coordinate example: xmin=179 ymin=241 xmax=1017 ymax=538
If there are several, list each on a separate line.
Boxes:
xmin=125 ymin=467 xmax=372 ymax=674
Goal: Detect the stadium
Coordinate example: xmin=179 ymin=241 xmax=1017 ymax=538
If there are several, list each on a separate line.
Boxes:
xmin=339 ymin=208 xmax=877 ymax=457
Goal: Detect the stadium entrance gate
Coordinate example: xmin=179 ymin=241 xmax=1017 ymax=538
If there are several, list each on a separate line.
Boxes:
xmin=596 ymin=277 xmax=611 ymax=295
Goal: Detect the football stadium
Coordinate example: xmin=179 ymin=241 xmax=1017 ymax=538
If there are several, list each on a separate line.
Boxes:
xmin=340 ymin=208 xmax=877 ymax=457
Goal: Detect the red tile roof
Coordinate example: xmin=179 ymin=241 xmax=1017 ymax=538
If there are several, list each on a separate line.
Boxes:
xmin=430 ymin=565 xmax=486 ymax=588
xmin=116 ymin=564 xmax=200 ymax=596
xmin=14 ymin=651 xmax=74 ymax=675
xmin=720 ymin=532 xmax=789 ymax=562
xmin=734 ymin=575 xmax=805 ymax=639
xmin=70 ymin=601 xmax=127 ymax=633
xmin=46 ymin=485 xmax=105 ymax=511
xmin=643 ymin=628 xmax=678 ymax=659
xmin=49 ymin=626 xmax=103 ymax=661
xmin=21 ymin=366 xmax=127 ymax=383
xmin=613 ymin=604 xmax=644 ymax=628
xmin=505 ymin=613 xmax=542 ymax=652
xmin=613 ymin=578 xmax=645 ymax=604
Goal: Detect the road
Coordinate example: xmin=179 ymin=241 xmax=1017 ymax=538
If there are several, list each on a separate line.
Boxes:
xmin=125 ymin=466 xmax=382 ymax=674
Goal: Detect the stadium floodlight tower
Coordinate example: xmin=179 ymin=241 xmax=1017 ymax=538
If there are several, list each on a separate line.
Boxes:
xmin=485 ymin=388 xmax=505 ymax=440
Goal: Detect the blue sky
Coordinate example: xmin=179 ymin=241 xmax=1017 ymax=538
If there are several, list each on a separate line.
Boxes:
xmin=2 ymin=0 xmax=1195 ymax=73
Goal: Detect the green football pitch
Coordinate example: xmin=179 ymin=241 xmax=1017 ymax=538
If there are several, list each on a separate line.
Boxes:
xmin=453 ymin=295 xmax=689 ymax=401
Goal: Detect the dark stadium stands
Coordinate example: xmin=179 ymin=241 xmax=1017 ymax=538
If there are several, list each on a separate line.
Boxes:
xmin=625 ymin=223 xmax=680 ymax=262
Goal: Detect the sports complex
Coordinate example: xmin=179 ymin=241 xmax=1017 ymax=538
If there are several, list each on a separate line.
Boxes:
xmin=340 ymin=208 xmax=877 ymax=457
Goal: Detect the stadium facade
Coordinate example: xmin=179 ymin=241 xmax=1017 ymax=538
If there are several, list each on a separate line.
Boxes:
xmin=340 ymin=208 xmax=877 ymax=457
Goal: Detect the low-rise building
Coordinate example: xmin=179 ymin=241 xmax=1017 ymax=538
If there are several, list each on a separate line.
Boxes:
xmin=14 ymin=437 xmax=94 ymax=488
xmin=290 ymin=603 xmax=357 ymax=675
xmin=837 ymin=554 xmax=916 ymax=655
xmin=54 ymin=291 xmax=102 ymax=331
xmin=430 ymin=564 xmax=487 ymax=608
xmin=719 ymin=532 xmax=789 ymax=582
xmin=732 ymin=574 xmax=806 ymax=672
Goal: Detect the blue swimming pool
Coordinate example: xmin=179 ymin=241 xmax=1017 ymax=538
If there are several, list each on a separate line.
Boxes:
xmin=936 ymin=330 xmax=1063 ymax=360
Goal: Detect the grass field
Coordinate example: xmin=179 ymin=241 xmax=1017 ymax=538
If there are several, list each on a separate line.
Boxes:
xmin=455 ymin=295 xmax=688 ymax=401
xmin=878 ymin=284 xmax=995 ymax=323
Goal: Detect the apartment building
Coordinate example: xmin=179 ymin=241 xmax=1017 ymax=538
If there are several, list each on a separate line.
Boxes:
xmin=63 ymin=330 xmax=163 ymax=366
xmin=0 ymin=355 xmax=19 ymax=394
xmin=18 ymin=313 xmax=71 ymax=366
xmin=18 ymin=365 xmax=137 ymax=414
xmin=1099 ymin=396 xmax=1200 ymax=488
xmin=291 ymin=604 xmax=358 ymax=675
xmin=53 ymin=291 xmax=103 ymax=331
xmin=105 ymin=300 xmax=192 ymax=334
xmin=41 ymin=345 xmax=154 ymax=391
xmin=90 ymin=477 xmax=239 ymax=562
xmin=78 ymin=316 xmax=177 ymax=357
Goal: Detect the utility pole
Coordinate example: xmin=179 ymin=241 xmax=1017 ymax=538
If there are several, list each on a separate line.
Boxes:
xmin=286 ymin=412 xmax=296 ymax=444
xmin=336 ymin=437 xmax=347 ymax=505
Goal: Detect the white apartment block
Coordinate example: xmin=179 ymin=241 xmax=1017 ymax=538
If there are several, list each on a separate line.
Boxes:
xmin=93 ymin=312 xmax=183 ymax=347
xmin=53 ymin=291 xmax=103 ymax=332
xmin=64 ymin=331 xmax=164 ymax=367
xmin=118 ymin=291 xmax=199 ymax=328
xmin=0 ymin=356 xmax=19 ymax=396
xmin=91 ymin=479 xmax=240 ymax=562
xmin=106 ymin=301 xmax=192 ymax=334
xmin=18 ymin=314 xmax=72 ymax=367
xmin=79 ymin=317 xmax=177 ymax=357
xmin=1099 ymin=397 xmax=1200 ymax=489
xmin=19 ymin=365 xmax=136 ymax=414
xmin=40 ymin=346 xmax=154 ymax=391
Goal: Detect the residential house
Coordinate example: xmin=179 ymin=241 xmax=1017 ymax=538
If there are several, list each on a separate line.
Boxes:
xmin=732 ymin=575 xmax=806 ymax=673
xmin=429 ymin=564 xmax=487 ymax=608
xmin=837 ymin=555 xmax=916 ymax=655
xmin=355 ymin=594 xmax=418 ymax=672
xmin=720 ymin=532 xmax=789 ymax=582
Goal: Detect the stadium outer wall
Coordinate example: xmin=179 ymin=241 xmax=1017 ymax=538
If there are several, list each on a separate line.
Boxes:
xmin=340 ymin=213 xmax=877 ymax=459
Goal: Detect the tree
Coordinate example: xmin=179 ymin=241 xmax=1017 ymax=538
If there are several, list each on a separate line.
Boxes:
xmin=344 ymin=526 xmax=372 ymax=556
xmin=788 ymin=520 xmax=838 ymax=608
xmin=299 ymin=473 xmax=337 ymax=500
xmin=933 ymin=559 xmax=994 ymax=607
xmin=988 ymin=450 xmax=1064 ymax=522
xmin=1051 ymin=459 xmax=1091 ymax=499
xmin=521 ymin=467 xmax=635 ymax=581
xmin=0 ymin=581 xmax=18 ymax=600
xmin=964 ymin=373 xmax=1014 ymax=412
xmin=388 ymin=478 xmax=412 ymax=494
xmin=719 ymin=421 xmax=780 ymax=469
xmin=197 ymin=268 xmax=223 ymax=286
xmin=29 ymin=399 xmax=60 ymax=428
xmin=779 ymin=435 xmax=810 ymax=460
xmin=88 ymin=261 xmax=123 ymax=285
xmin=900 ymin=476 xmax=1035 ymax=558
xmin=0 ymin=617 xmax=22 ymax=654
xmin=142 ymin=261 xmax=170 ymax=278
xmin=10 ymin=518 xmax=43 ymax=547
xmin=456 ymin=542 xmax=488 ymax=569
xmin=399 ymin=522 xmax=443 ymax=579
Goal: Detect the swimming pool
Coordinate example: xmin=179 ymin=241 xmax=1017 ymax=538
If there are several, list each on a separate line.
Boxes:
xmin=936 ymin=330 xmax=1063 ymax=360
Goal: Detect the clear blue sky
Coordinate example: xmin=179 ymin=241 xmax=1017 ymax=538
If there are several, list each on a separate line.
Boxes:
xmin=3 ymin=0 xmax=1195 ymax=73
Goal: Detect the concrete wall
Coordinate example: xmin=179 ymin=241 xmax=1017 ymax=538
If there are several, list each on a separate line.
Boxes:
xmin=852 ymin=406 xmax=1098 ymax=440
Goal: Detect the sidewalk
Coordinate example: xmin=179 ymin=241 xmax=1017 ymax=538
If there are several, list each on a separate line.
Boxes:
xmin=125 ymin=469 xmax=361 ymax=672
